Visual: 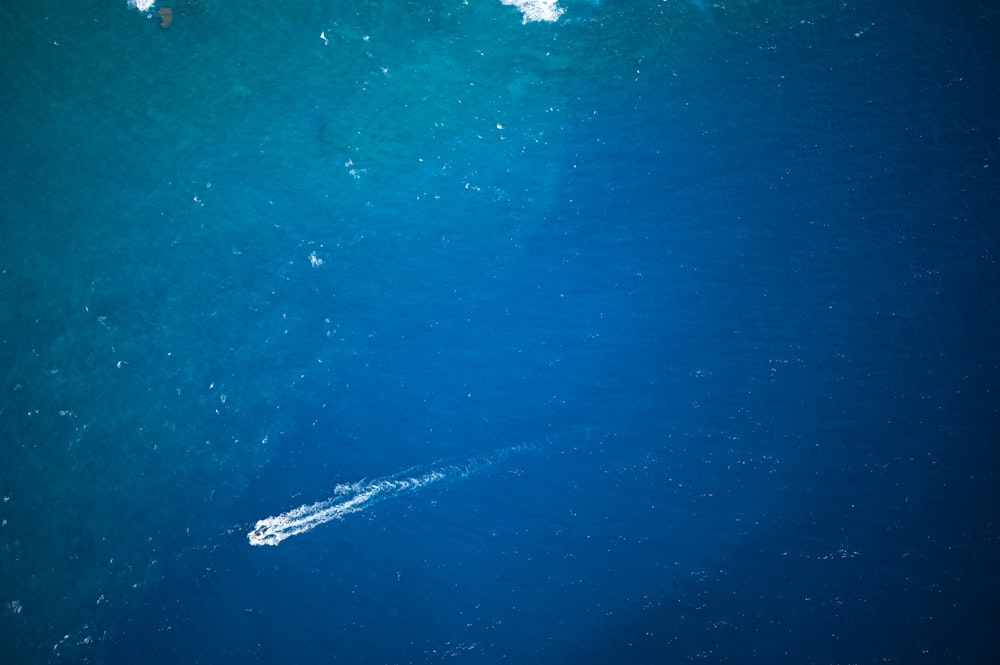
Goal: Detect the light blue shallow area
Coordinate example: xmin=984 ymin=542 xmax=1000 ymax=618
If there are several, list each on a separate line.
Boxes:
xmin=1 ymin=0 xmax=998 ymax=663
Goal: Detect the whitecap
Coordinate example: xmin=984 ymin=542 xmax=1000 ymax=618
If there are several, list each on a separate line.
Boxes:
xmin=500 ymin=0 xmax=565 ymax=24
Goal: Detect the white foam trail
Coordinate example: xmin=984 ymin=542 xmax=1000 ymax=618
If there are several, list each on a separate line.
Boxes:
xmin=248 ymin=445 xmax=528 ymax=546
xmin=500 ymin=0 xmax=564 ymax=24
xmin=128 ymin=0 xmax=156 ymax=11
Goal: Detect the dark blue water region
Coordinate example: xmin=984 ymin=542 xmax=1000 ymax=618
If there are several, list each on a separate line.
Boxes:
xmin=2 ymin=0 xmax=999 ymax=663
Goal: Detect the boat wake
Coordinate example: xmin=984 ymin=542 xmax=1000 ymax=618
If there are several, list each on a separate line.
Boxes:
xmin=248 ymin=445 xmax=529 ymax=546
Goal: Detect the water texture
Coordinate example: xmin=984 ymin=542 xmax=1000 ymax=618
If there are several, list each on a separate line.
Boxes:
xmin=1 ymin=1 xmax=997 ymax=663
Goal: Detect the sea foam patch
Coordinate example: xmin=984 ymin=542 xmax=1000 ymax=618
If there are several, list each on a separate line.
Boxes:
xmin=128 ymin=0 xmax=155 ymax=10
xmin=500 ymin=0 xmax=564 ymax=24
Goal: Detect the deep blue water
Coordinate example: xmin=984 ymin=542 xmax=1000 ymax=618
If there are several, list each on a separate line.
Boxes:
xmin=2 ymin=0 xmax=998 ymax=663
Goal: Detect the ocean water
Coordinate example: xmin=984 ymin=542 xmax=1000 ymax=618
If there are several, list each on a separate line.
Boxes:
xmin=1 ymin=0 xmax=998 ymax=663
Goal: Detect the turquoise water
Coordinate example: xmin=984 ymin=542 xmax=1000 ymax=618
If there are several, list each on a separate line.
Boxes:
xmin=2 ymin=1 xmax=998 ymax=663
